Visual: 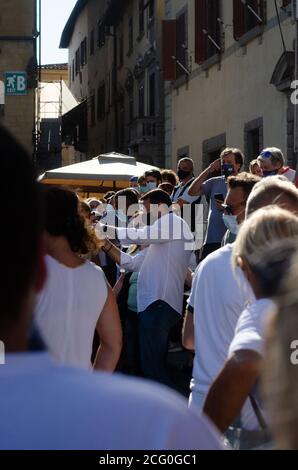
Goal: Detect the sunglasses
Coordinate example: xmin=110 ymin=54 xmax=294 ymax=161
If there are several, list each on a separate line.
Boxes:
xmin=222 ymin=201 xmax=246 ymax=215
xmin=259 ymin=151 xmax=273 ymax=159
xmin=221 ymin=204 xmax=233 ymax=215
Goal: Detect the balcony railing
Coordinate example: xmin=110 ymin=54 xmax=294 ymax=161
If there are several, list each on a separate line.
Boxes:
xmin=129 ymin=116 xmax=158 ymax=145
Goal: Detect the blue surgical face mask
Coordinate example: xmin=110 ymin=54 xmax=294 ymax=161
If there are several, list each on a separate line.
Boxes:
xmin=223 ymin=214 xmax=240 ymax=235
xmin=146 ymin=182 xmax=157 ymax=191
xmin=139 ymin=185 xmax=148 ymax=194
xmin=222 ymin=164 xmax=235 ymax=178
xmin=262 ymin=169 xmax=278 ymax=177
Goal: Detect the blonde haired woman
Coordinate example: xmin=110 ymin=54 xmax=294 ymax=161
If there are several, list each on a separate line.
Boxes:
xmin=264 ymin=243 xmax=298 ymax=449
xmin=203 ymin=206 xmax=298 ymax=449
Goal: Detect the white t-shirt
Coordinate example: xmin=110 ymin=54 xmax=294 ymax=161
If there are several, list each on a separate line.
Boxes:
xmin=228 ymin=298 xmax=275 ymax=431
xmin=229 ymin=299 xmax=275 ymax=357
xmin=281 ymin=167 xmax=296 ymax=183
xmin=0 ymin=353 xmax=224 ymax=450
xmin=172 ymin=180 xmax=199 ymax=204
xmin=188 ymin=244 xmax=255 ymax=395
xmin=118 ymin=212 xmax=193 ymax=314
xmin=35 ymin=255 xmax=108 ymax=369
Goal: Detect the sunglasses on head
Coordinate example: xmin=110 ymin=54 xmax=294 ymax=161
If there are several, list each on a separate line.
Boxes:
xmin=259 ymin=151 xmax=273 ymax=159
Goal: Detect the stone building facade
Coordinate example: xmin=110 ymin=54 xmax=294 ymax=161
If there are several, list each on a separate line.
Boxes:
xmin=0 ymin=0 xmax=37 ymax=155
xmin=163 ymin=0 xmax=297 ymax=173
xmin=60 ymin=0 xmax=165 ymax=167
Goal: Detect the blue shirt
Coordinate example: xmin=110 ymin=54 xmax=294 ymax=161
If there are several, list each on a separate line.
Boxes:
xmin=201 ymin=176 xmax=227 ymax=244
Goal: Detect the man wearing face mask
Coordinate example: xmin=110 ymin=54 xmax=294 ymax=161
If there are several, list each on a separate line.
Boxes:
xmin=182 ymin=173 xmax=260 ymax=414
xmin=221 ymin=173 xmax=261 ymax=245
xmin=171 ymin=158 xmax=196 ymax=204
xmin=188 ymin=148 xmax=244 ymax=261
xmin=95 ymin=189 xmax=139 ymax=285
xmin=171 ymin=158 xmax=203 ymax=241
xmin=257 ymin=147 xmax=297 ymax=185
xmin=143 ymin=169 xmax=162 ymax=193
xmin=97 ymin=189 xmax=194 ymax=388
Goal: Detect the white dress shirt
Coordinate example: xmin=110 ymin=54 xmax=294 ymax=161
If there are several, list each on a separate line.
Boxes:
xmin=118 ymin=212 xmax=194 ymax=314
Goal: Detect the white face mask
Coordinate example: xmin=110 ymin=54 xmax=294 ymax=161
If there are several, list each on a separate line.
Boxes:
xmin=223 ymin=214 xmax=240 ymax=235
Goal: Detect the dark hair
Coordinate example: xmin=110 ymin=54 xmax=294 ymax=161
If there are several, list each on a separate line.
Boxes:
xmin=138 ymin=175 xmax=146 ymax=184
xmin=140 ymin=189 xmax=172 ymax=207
xmin=144 ymin=169 xmax=162 ymax=183
xmin=80 ymin=201 xmax=91 ymax=217
xmin=0 ymin=126 xmax=42 ymax=325
xmin=114 ymin=188 xmax=139 ymax=207
xmin=221 ymin=148 xmax=244 ymax=168
xmin=158 ymin=182 xmax=174 ymax=196
xmin=103 ymin=191 xmax=115 ymax=201
xmin=227 ymin=172 xmax=261 ymax=199
xmin=161 ymin=170 xmax=178 ymax=187
xmin=44 ymin=187 xmax=100 ymax=254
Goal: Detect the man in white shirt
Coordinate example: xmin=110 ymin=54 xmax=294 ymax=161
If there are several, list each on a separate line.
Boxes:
xmin=100 ymin=189 xmax=194 ymax=387
xmin=182 ymin=173 xmax=259 ymax=411
xmin=171 ymin=157 xmax=198 ymax=205
xmin=0 ymin=125 xmax=224 ymax=451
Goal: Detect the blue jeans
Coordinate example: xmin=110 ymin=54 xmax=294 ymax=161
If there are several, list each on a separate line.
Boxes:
xmin=138 ymin=300 xmax=180 ymax=387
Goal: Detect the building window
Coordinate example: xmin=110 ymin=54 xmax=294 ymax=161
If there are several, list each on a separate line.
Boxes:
xmin=90 ymin=94 xmax=95 ymax=128
xmin=75 ymin=48 xmax=80 ymax=75
xmin=149 ymin=72 xmax=155 ymax=117
xmin=195 ymin=0 xmax=221 ymax=65
xmin=176 ymin=10 xmax=187 ymax=79
xmin=202 ymin=133 xmax=226 ymax=169
xmin=139 ymin=0 xmax=144 ymax=36
xmin=80 ymin=37 xmax=87 ymax=66
xmin=177 ymin=146 xmax=190 ymax=162
xmin=97 ymin=84 xmax=106 ymax=121
xmin=138 ymin=81 xmax=145 ymax=117
xmin=128 ymin=16 xmax=133 ymax=54
xmin=233 ymin=0 xmax=265 ymax=41
xmin=119 ymin=34 xmax=124 ymax=67
xmin=98 ymin=21 xmax=106 ymax=48
xmin=72 ymin=59 xmax=75 ymax=82
xmin=90 ymin=29 xmax=95 ymax=55
xmin=244 ymin=118 xmax=263 ymax=167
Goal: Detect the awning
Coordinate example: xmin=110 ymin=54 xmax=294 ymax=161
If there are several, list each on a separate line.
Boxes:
xmin=39 ymin=152 xmax=159 ymax=193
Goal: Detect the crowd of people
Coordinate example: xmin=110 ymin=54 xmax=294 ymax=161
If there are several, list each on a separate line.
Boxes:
xmin=1 ymin=124 xmax=298 ymax=451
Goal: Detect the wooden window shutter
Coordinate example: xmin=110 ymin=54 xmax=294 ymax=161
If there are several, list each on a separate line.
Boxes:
xmin=176 ymin=12 xmax=187 ymax=78
xmin=162 ymin=20 xmax=177 ymax=81
xmin=233 ymin=0 xmax=245 ymax=40
xmin=195 ymin=0 xmax=208 ymax=65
